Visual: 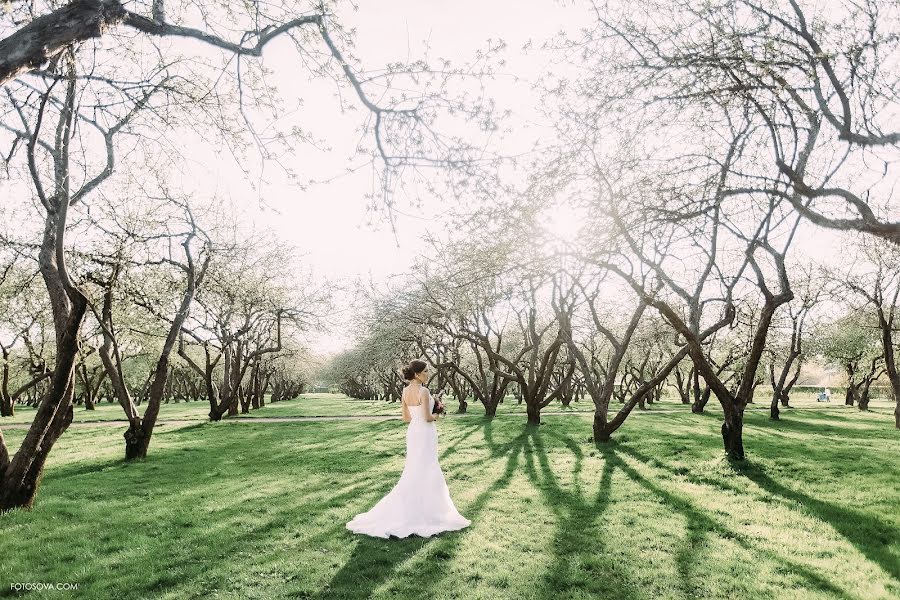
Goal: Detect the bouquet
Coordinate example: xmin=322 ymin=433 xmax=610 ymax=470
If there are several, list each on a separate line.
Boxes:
xmin=432 ymin=393 xmax=447 ymax=415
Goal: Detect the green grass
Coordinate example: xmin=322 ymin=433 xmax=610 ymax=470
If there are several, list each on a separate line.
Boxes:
xmin=3 ymin=389 xmax=893 ymax=426
xmin=0 ymin=396 xmax=898 ymax=599
xmin=0 ymin=393 xmax=404 ymax=425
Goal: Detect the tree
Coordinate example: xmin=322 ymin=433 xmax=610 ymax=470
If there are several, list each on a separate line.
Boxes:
xmin=841 ymin=238 xmax=900 ymax=423
xmin=178 ymin=239 xmax=326 ymax=420
xmin=415 ymin=274 xmax=514 ymax=418
xmin=559 ymin=266 xmax=701 ymax=442
xmin=484 ymin=274 xmax=576 ymax=426
xmin=0 ymin=260 xmax=52 ymax=416
xmin=767 ymin=267 xmax=821 ymax=419
xmin=81 ymin=193 xmax=212 ymax=458
xmin=0 ymin=48 xmax=152 ymax=510
xmin=577 ymin=148 xmax=799 ymax=459
xmin=815 ymin=312 xmax=883 ymax=409
xmin=575 ymin=0 xmax=900 ymax=245
xmin=538 ymin=13 xmax=807 ymax=457
xmin=1 ymin=1 xmax=505 ymax=208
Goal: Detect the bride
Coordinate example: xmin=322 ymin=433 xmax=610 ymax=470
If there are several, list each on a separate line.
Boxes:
xmin=346 ymin=359 xmax=471 ymax=538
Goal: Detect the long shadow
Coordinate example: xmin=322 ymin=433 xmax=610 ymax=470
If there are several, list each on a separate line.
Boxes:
xmin=41 ymin=419 xmax=382 ymax=483
xmin=732 ymin=459 xmax=900 ymax=583
xmin=439 ymin=419 xmax=483 ymax=462
xmin=0 ymin=421 xmax=205 ymax=484
xmin=614 ymin=441 xmax=900 ymax=585
xmin=608 ymin=444 xmax=865 ymax=599
xmin=316 ymin=426 xmax=531 ymax=600
xmin=522 ymin=428 xmax=641 ymax=599
xmin=2 ymin=421 xmax=422 ymax=598
xmin=756 ymin=414 xmax=896 ymax=441
xmin=609 ymin=446 xmax=880 ymax=598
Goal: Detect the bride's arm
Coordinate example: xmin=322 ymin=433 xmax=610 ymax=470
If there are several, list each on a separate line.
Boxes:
xmin=422 ymin=388 xmax=435 ymax=422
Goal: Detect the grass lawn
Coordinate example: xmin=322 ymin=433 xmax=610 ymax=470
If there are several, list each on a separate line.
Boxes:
xmin=0 ymin=396 xmax=898 ymax=599
xmin=3 ymin=389 xmax=893 ymax=425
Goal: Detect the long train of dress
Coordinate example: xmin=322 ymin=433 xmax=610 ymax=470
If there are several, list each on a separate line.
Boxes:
xmin=346 ymin=392 xmax=471 ymax=538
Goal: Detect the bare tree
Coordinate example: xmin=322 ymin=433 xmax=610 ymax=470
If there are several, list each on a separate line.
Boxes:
xmin=1 ymin=1 xmax=505 ymax=214
xmin=767 ymin=267 xmax=821 ymax=419
xmin=82 ymin=195 xmax=212 ymax=458
xmin=0 ymin=47 xmax=164 ymax=510
xmin=815 ymin=312 xmax=884 ymax=409
xmin=450 ymin=273 xmax=575 ymax=426
xmin=0 ymin=260 xmax=52 ymax=416
xmin=178 ymin=239 xmax=325 ymax=420
xmin=574 ymin=0 xmax=900 ymax=244
xmin=582 ymin=162 xmax=800 ymax=459
xmin=841 ymin=238 xmax=900 ymax=424
xmin=416 ymin=280 xmax=514 ymax=417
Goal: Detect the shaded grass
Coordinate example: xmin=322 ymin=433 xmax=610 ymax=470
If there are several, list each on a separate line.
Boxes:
xmin=0 ymin=403 xmax=897 ymax=599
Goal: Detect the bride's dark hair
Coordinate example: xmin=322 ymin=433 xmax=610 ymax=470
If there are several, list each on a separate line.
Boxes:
xmin=401 ymin=359 xmax=428 ymax=381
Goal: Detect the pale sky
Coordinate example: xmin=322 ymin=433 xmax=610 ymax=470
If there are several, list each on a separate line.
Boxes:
xmin=209 ymin=0 xmax=581 ymax=280
xmin=0 ymin=0 xmax=882 ymax=358
xmin=172 ymin=0 xmax=590 ymax=354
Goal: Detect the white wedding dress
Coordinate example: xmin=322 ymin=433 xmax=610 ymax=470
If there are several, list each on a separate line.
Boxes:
xmin=346 ymin=386 xmax=471 ymax=539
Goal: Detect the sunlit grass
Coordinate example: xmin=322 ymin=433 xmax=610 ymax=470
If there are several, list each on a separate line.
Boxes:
xmin=0 ymin=399 xmax=897 ymax=599
xmin=2 ymin=391 xmax=895 ymax=428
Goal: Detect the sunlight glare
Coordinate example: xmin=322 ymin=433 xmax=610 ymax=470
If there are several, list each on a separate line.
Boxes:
xmin=539 ymin=200 xmax=589 ymax=253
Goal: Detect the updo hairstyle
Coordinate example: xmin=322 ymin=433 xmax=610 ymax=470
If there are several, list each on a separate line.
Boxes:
xmin=401 ymin=359 xmax=428 ymax=381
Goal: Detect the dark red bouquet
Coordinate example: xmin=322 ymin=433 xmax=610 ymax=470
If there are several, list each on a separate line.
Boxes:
xmin=432 ymin=393 xmax=447 ymax=415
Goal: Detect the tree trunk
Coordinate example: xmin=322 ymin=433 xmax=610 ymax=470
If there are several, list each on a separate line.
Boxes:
xmin=858 ymin=383 xmax=872 ymax=411
xmin=124 ymin=249 xmax=208 ymax=460
xmin=844 ymin=383 xmax=857 ymax=406
xmin=240 ymin=386 xmax=251 ymax=414
xmin=592 ymin=410 xmax=611 ymax=443
xmin=0 ymin=0 xmax=129 ymax=87
xmin=692 ymin=367 xmax=702 ymax=407
xmin=895 ymin=400 xmax=899 ymax=430
xmin=721 ymin=403 xmax=746 ymax=461
xmin=692 ymin=387 xmax=711 ymax=413
xmin=1 ymin=211 xmax=88 ymax=511
xmin=0 ymin=347 xmax=12 ymax=417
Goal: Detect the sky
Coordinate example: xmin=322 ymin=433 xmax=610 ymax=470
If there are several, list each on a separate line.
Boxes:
xmin=0 ymin=0 xmax=875 ymax=359
xmin=219 ymin=0 xmax=582 ymax=277
xmin=0 ymin=0 xmax=588 ymax=356
xmin=168 ymin=0 xmax=592 ymax=355
xmin=210 ymin=0 xmax=854 ymax=356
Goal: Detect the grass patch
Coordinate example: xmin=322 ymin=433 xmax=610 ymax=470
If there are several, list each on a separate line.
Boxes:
xmin=2 ymin=391 xmax=895 ymax=427
xmin=0 ymin=398 xmax=897 ymax=599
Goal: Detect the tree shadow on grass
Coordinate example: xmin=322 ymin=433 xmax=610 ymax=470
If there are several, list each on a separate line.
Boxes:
xmin=439 ymin=419 xmax=484 ymax=462
xmin=522 ymin=428 xmax=642 ymax=599
xmin=730 ymin=458 xmax=900 ymax=584
xmin=753 ymin=411 xmax=895 ymax=441
xmin=608 ymin=443 xmax=874 ymax=599
xmin=613 ymin=441 xmax=900 ymax=586
xmin=315 ymin=425 xmax=531 ymax=600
